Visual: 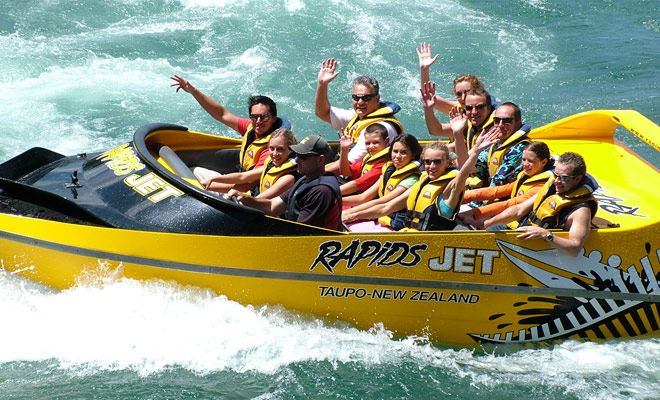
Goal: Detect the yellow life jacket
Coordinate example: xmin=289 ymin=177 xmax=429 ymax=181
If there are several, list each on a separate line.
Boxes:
xmin=239 ymin=122 xmax=272 ymax=171
xmin=376 ymin=161 xmax=421 ymax=228
xmin=462 ymin=111 xmax=495 ymax=150
xmin=525 ymin=177 xmax=598 ymax=229
xmin=258 ymin=156 xmax=298 ymax=194
xmin=487 ymin=130 xmax=530 ymax=178
xmin=403 ymin=170 xmax=463 ymax=231
xmin=345 ymin=105 xmax=403 ymax=143
xmin=359 ymin=147 xmax=389 ymax=177
xmin=505 ymin=170 xmax=553 ymax=229
xmin=377 ymin=160 xmax=422 ymax=198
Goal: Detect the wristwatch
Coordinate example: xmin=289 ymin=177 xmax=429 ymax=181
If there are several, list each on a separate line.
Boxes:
xmin=545 ymin=232 xmax=554 ymax=242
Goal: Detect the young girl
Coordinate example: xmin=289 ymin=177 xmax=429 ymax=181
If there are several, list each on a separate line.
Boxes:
xmin=341 ymin=133 xmax=423 ymax=231
xmin=202 ymin=129 xmax=300 ymax=199
xmin=457 ymin=141 xmax=555 ymax=229
xmin=338 ymin=123 xmax=390 ymax=195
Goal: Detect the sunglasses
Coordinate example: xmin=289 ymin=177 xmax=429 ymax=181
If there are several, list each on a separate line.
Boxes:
xmin=423 ymin=159 xmax=445 ymax=165
xmin=455 ymin=90 xmax=470 ymax=97
xmin=464 ymin=104 xmax=487 ymax=111
xmin=351 ymin=94 xmax=376 ymax=102
xmin=553 ymin=172 xmax=577 ymax=181
xmin=249 ymin=113 xmax=271 ymax=122
xmin=297 ymin=153 xmax=319 ymax=160
xmin=493 ymin=117 xmax=514 ymax=124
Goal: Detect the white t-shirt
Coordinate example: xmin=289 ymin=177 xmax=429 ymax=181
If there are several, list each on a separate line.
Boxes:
xmin=329 ymin=106 xmax=399 ymax=163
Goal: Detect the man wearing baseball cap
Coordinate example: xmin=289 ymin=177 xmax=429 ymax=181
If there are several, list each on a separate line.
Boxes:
xmin=226 ymin=135 xmax=342 ymax=230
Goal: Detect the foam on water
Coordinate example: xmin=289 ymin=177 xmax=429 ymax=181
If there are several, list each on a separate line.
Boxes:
xmin=2 ymin=267 xmax=660 ymax=399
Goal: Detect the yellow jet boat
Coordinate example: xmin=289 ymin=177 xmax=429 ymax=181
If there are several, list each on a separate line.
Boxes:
xmin=1 ymin=110 xmax=659 ymax=347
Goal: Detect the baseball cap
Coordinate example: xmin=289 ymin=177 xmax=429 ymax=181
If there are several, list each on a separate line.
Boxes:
xmin=290 ymin=135 xmax=333 ymax=160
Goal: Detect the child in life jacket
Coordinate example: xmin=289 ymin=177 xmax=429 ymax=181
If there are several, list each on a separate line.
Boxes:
xmin=341 ymin=133 xmax=423 ymax=231
xmin=337 ymin=123 xmax=391 ymax=196
xmin=202 ymin=129 xmax=300 ymax=199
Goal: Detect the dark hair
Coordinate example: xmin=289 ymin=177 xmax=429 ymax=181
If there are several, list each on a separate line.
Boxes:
xmin=466 ymin=88 xmax=492 ymax=109
xmin=500 ymin=102 xmax=522 ymax=122
xmin=524 ymin=141 xmax=554 ymax=171
xmin=248 ymin=95 xmax=277 ymax=118
xmin=365 ymin=123 xmax=388 ymax=141
xmin=558 ymin=152 xmax=587 ymax=177
xmin=353 ymin=75 xmax=379 ymax=95
xmin=389 ymin=133 xmax=422 ymax=161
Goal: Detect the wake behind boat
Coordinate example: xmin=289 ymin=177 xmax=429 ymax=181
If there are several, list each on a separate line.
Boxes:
xmin=1 ymin=110 xmax=660 ymax=347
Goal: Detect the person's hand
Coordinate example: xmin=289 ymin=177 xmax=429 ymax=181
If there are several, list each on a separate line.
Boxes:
xmin=318 ymin=58 xmax=339 ymax=86
xmin=224 ymin=189 xmax=246 ymax=204
xmin=472 ymin=128 xmax=499 ymax=153
xmin=342 ymin=211 xmax=355 ymax=223
xmin=420 ymin=81 xmax=437 ymax=110
xmin=416 ymin=42 xmax=438 ymax=70
xmin=170 ymin=75 xmax=194 ymax=93
xmin=449 ymin=106 xmax=467 ymax=134
xmin=457 ymin=209 xmax=473 ymax=223
xmin=338 ymin=129 xmax=354 ymax=151
xmin=201 ymin=177 xmax=215 ymax=190
xmin=515 ymin=225 xmax=550 ymax=241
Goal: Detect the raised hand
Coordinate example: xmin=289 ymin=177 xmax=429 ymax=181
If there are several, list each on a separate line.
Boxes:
xmin=449 ymin=105 xmax=467 ymax=134
xmin=338 ymin=129 xmax=354 ymax=151
xmin=170 ymin=75 xmax=193 ymax=93
xmin=472 ymin=127 xmax=500 ymax=152
xmin=318 ymin=58 xmax=340 ymax=86
xmin=420 ymin=81 xmax=437 ymax=110
xmin=416 ymin=42 xmax=438 ymax=70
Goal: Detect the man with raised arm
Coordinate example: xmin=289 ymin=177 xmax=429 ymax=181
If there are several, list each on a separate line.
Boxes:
xmin=484 ymin=152 xmax=598 ymax=257
xmin=170 ymin=75 xmax=291 ymax=176
xmin=314 ymin=58 xmax=403 ymax=167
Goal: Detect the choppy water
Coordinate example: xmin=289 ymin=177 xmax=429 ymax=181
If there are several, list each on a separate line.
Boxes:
xmin=2 ymin=0 xmax=660 ymax=398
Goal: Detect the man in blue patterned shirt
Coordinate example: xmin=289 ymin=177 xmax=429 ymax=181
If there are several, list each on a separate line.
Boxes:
xmin=472 ymin=102 xmax=530 ymax=188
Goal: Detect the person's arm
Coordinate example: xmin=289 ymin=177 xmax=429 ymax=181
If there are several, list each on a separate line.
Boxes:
xmin=416 ymin=43 xmax=456 ymax=114
xmin=449 ymin=107 xmax=469 ymax=166
xmin=514 ymin=207 xmax=592 ymax=257
xmin=314 ymin=58 xmax=340 ymax=124
xmin=255 ymin=174 xmax=296 ymax=200
xmin=170 ymin=75 xmax=240 ymax=131
xmin=344 ymin=164 xmax=383 ymax=194
xmin=472 ymin=184 xmax=542 ymax=219
xmin=202 ymin=167 xmax=263 ymax=191
xmin=345 ymin=182 xmax=407 ymax=216
xmin=338 ymin=130 xmax=354 ymax=177
xmin=420 ymin=81 xmax=453 ymax=137
xmin=225 ymin=188 xmax=286 ymax=216
xmin=342 ymin=178 xmax=381 ymax=206
xmin=343 ymin=186 xmax=411 ymax=223
xmin=462 ymin=182 xmax=513 ymax=204
xmin=443 ymin=129 xmax=500 ymax=210
xmin=483 ymin=194 xmax=536 ymax=228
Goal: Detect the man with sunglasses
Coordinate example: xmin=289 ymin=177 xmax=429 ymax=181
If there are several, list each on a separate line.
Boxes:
xmin=225 ymin=135 xmax=342 ymax=230
xmin=422 ymin=84 xmax=499 ymax=150
xmin=484 ymin=152 xmax=598 ymax=257
xmin=469 ymin=102 xmax=530 ymax=188
xmin=314 ymin=58 xmax=403 ymax=167
xmin=170 ymin=75 xmax=291 ymax=176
